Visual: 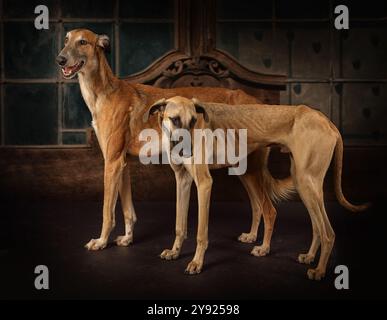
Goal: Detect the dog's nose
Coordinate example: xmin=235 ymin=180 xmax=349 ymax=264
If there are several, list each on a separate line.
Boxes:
xmin=56 ymin=55 xmax=67 ymax=66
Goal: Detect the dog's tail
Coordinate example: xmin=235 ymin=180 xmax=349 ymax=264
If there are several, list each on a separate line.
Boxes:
xmin=258 ymin=149 xmax=295 ymax=203
xmin=333 ymin=134 xmax=371 ymax=212
xmin=266 ymin=173 xmax=295 ymax=203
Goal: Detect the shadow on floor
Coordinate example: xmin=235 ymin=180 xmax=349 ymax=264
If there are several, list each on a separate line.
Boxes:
xmin=1 ymin=199 xmax=386 ymax=300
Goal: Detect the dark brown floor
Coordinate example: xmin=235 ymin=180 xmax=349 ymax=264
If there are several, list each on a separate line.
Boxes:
xmin=1 ymin=199 xmax=386 ymax=300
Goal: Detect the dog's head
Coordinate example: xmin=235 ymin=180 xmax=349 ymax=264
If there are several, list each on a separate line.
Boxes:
xmin=143 ymin=96 xmax=209 ymax=154
xmin=56 ymin=29 xmax=110 ymax=79
xmin=144 ymin=96 xmax=209 ymax=131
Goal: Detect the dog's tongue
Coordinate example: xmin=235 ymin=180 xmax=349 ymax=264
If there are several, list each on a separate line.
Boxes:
xmin=64 ymin=66 xmax=74 ymax=73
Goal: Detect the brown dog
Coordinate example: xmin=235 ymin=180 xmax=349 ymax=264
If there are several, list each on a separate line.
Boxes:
xmin=56 ymin=29 xmax=293 ymax=260
xmin=147 ymin=96 xmax=370 ymax=279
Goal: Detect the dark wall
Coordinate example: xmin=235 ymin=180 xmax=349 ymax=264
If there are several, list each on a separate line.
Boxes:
xmin=216 ymin=0 xmax=387 ymax=146
xmin=0 ymin=0 xmax=386 ymax=146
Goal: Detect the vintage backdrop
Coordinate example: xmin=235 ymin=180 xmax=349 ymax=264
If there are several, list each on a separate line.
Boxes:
xmin=0 ymin=0 xmax=386 ymax=202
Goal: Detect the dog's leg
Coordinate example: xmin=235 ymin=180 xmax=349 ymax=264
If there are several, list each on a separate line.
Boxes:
xmin=161 ymin=168 xmax=193 ymax=260
xmin=297 ymin=180 xmax=335 ymax=280
xmin=310 ymin=200 xmax=335 ymax=280
xmin=298 ymin=217 xmax=320 ymax=264
xmin=85 ymin=157 xmax=124 ymax=250
xmin=185 ymin=165 xmax=212 ymax=275
xmin=251 ymin=194 xmax=276 ymax=257
xmin=238 ymin=149 xmax=277 ymax=255
xmin=293 ymin=138 xmax=336 ymax=280
xmin=238 ymin=173 xmax=261 ymax=243
xmin=237 ymin=150 xmax=266 ymax=244
xmin=250 ymin=148 xmax=279 ymax=256
xmin=289 ymin=158 xmax=320 ymax=264
xmin=115 ymin=164 xmax=137 ymax=247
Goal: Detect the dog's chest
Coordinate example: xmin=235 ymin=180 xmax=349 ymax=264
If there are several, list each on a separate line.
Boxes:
xmin=79 ymin=78 xmax=97 ymax=114
xmin=91 ymin=119 xmax=99 ymax=136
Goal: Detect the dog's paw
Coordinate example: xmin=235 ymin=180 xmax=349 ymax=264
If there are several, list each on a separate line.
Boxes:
xmin=307 ymin=268 xmax=325 ymax=281
xmin=238 ymin=232 xmax=257 ymax=243
xmin=85 ymin=238 xmax=107 ymax=251
xmin=160 ymin=249 xmax=179 ymax=260
xmin=251 ymin=245 xmax=270 ymax=257
xmin=115 ymin=235 xmax=133 ymax=247
xmin=298 ymin=253 xmax=315 ymax=265
xmin=185 ymin=260 xmax=203 ymax=275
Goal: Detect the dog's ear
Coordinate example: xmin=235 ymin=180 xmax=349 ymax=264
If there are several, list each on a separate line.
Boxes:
xmin=192 ymin=98 xmax=209 ymax=122
xmin=97 ymin=34 xmax=110 ymax=53
xmin=143 ymin=98 xmax=167 ymax=123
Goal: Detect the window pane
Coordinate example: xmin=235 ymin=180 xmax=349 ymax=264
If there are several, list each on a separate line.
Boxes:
xmin=4 ymin=84 xmax=58 ymax=145
xmin=119 ymin=23 xmax=174 ymax=75
xmin=3 ymin=0 xmax=59 ymax=19
xmin=217 ymin=22 xmax=289 ymax=75
xmin=62 ymin=0 xmax=115 ymax=18
xmin=63 ymin=83 xmax=91 ymax=129
xmin=120 ymin=0 xmax=174 ymax=19
xmin=333 ymin=0 xmax=387 ymax=19
xmin=340 ymin=23 xmax=387 ymax=79
xmin=291 ymin=23 xmax=331 ymax=78
xmin=342 ymin=83 xmax=387 ymax=144
xmin=62 ymin=132 xmax=87 ymax=145
xmin=216 ymin=0 xmax=272 ymax=19
xmin=4 ymin=22 xmax=58 ymax=79
xmin=276 ymin=0 xmax=329 ymax=19
xmin=216 ymin=22 xmax=239 ymax=59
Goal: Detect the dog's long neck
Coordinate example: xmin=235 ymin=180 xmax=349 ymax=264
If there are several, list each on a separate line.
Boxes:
xmin=78 ymin=49 xmax=117 ymax=119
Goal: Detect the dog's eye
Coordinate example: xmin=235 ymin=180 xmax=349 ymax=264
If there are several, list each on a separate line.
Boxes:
xmin=64 ymin=37 xmax=69 ymax=44
xmin=169 ymin=117 xmax=181 ymax=127
xmin=79 ymin=39 xmax=87 ymax=46
xmin=189 ymin=117 xmax=197 ymax=128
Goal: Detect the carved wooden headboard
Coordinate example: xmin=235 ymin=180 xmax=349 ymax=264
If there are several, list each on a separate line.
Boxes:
xmin=123 ymin=51 xmax=286 ymax=104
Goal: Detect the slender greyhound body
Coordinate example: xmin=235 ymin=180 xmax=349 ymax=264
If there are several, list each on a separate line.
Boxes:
xmin=56 ymin=29 xmax=293 ymax=260
xmin=146 ymin=96 xmax=369 ymax=279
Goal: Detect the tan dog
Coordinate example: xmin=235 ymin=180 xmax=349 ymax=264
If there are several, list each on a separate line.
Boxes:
xmin=146 ymin=96 xmax=370 ymax=279
xmin=56 ymin=29 xmax=293 ymax=255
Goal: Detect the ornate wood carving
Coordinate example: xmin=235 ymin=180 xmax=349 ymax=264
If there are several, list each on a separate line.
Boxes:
xmin=124 ymin=52 xmax=285 ymax=103
xmin=154 ymin=56 xmax=229 ymax=88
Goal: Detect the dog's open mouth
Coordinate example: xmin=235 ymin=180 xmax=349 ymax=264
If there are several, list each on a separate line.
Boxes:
xmin=62 ymin=61 xmax=84 ymax=78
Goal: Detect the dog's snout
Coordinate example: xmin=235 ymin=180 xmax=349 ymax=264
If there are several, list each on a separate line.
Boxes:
xmin=56 ymin=55 xmax=67 ymax=66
